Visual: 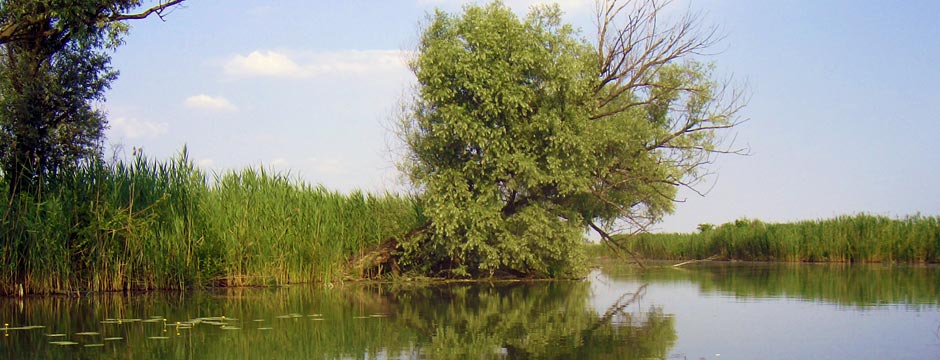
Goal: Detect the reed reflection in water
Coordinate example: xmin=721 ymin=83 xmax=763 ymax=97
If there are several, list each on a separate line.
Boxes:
xmin=0 ymin=278 xmax=675 ymax=359
xmin=6 ymin=262 xmax=933 ymax=359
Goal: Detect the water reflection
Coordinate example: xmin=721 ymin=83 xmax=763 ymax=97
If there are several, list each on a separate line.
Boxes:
xmin=3 ymin=263 xmax=937 ymax=359
xmin=387 ymin=281 xmax=674 ymax=359
xmin=0 ymin=280 xmax=676 ymax=359
xmin=595 ymin=261 xmax=940 ymax=360
xmin=598 ymin=261 xmax=940 ymax=307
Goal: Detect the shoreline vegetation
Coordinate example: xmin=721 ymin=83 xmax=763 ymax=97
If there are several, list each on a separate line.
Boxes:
xmin=1 ymin=151 xmax=936 ymax=296
xmin=0 ymin=150 xmax=424 ymax=296
xmin=1 ymin=149 xmax=936 ymax=296
xmin=597 ymin=215 xmax=940 ymax=264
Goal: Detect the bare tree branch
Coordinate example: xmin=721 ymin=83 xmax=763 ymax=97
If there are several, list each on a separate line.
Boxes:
xmin=587 ymin=283 xmax=648 ymax=332
xmin=589 ymin=220 xmax=646 ymax=269
xmin=107 ymin=0 xmax=185 ymax=22
xmin=585 ymin=0 xmax=747 ymax=255
xmin=0 ymin=1 xmax=187 ymax=45
xmin=593 ymin=0 xmax=722 ymax=116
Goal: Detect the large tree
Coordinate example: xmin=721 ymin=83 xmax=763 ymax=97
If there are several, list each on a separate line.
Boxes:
xmin=0 ymin=0 xmax=184 ymax=196
xmin=397 ymin=0 xmax=744 ymax=277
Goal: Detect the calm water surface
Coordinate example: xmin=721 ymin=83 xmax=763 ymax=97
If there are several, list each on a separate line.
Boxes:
xmin=1 ymin=262 xmax=938 ymax=359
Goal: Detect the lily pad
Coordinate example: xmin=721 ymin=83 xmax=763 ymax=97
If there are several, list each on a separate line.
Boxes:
xmin=2 ymin=325 xmax=44 ymax=331
xmin=50 ymin=341 xmax=78 ymax=346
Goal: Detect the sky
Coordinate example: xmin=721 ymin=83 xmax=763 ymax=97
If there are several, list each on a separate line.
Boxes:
xmin=104 ymin=0 xmax=940 ymax=233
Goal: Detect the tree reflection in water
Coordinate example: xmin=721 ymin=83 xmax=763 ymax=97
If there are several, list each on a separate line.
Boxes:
xmin=382 ymin=281 xmax=676 ymax=359
xmin=0 ymin=280 xmax=676 ymax=359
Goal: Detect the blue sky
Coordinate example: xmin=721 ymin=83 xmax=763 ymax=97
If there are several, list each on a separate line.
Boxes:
xmin=104 ymin=0 xmax=940 ymax=232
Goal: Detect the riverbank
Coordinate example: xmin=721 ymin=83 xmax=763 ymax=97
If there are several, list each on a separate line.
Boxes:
xmin=5 ymin=152 xmax=937 ymax=296
xmin=604 ymin=215 xmax=940 ymax=263
xmin=0 ymin=150 xmax=424 ymax=296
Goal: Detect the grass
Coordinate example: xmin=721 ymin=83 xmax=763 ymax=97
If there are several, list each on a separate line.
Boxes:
xmin=0 ymin=149 xmax=425 ymax=295
xmin=603 ymin=215 xmax=940 ymax=263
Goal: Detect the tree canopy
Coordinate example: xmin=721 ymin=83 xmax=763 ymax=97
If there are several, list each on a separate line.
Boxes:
xmin=0 ymin=0 xmax=186 ymax=290
xmin=0 ymin=0 xmax=184 ymax=195
xmin=397 ymin=0 xmax=744 ymax=277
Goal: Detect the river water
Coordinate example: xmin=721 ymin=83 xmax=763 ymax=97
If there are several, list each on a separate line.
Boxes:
xmin=1 ymin=262 xmax=938 ymax=359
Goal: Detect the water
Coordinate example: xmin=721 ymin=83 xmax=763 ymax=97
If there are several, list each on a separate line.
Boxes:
xmin=1 ymin=262 xmax=938 ymax=359
xmin=596 ymin=262 xmax=940 ymax=360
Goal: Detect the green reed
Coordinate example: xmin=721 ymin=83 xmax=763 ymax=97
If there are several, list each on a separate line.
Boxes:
xmin=0 ymin=149 xmax=424 ymax=295
xmin=203 ymin=168 xmax=422 ymax=286
xmin=609 ymin=215 xmax=940 ymax=263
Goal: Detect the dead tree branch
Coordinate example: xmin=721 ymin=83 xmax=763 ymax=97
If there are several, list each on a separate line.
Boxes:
xmin=108 ymin=0 xmax=185 ymax=22
xmin=589 ymin=220 xmax=646 ymax=269
xmin=0 ymin=1 xmax=187 ymax=45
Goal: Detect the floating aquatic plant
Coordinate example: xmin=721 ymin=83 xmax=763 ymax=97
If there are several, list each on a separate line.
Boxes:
xmin=49 ymin=341 xmax=78 ymax=346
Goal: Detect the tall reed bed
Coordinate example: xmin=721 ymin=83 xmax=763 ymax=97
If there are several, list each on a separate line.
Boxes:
xmin=203 ymin=169 xmax=422 ymax=286
xmin=620 ymin=215 xmax=940 ymax=263
xmin=0 ymin=150 xmax=424 ymax=295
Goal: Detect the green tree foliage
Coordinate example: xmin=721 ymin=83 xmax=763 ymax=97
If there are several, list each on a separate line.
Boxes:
xmin=0 ymin=0 xmax=185 ymax=288
xmin=697 ymin=223 xmax=715 ymax=233
xmin=398 ymin=1 xmax=743 ymax=277
xmin=0 ymin=0 xmax=183 ymax=195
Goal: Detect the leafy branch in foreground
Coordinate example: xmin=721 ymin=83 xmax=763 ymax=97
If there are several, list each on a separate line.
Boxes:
xmin=395 ymin=0 xmax=745 ymax=277
xmin=0 ymin=0 xmax=187 ymax=288
xmin=0 ymin=0 xmax=188 ymax=197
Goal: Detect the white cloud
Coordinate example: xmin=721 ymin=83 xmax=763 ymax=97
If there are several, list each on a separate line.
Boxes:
xmin=271 ymin=158 xmax=290 ymax=168
xmin=109 ymin=117 xmax=168 ymax=139
xmin=307 ymin=156 xmax=347 ymax=176
xmin=224 ymin=51 xmax=303 ymax=78
xmin=223 ymin=50 xmax=411 ymax=79
xmin=184 ymin=94 xmax=238 ymax=112
xmin=197 ymin=158 xmax=215 ymax=168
